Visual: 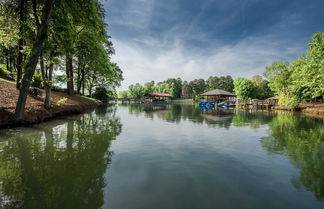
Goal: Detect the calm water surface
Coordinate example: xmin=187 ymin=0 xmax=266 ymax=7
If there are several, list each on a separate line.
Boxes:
xmin=0 ymin=104 xmax=323 ymax=209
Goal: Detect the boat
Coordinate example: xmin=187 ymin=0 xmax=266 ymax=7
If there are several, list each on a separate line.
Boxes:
xmin=221 ymin=104 xmax=236 ymax=108
xmin=198 ymin=101 xmax=215 ymax=106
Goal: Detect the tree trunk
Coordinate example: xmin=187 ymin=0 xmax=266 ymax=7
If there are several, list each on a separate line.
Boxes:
xmin=76 ymin=64 xmax=81 ymax=95
xmin=14 ymin=0 xmax=55 ymax=120
xmin=17 ymin=38 xmax=24 ymax=88
xmin=9 ymin=56 xmax=13 ymax=72
xmin=40 ymin=53 xmax=53 ymax=108
xmin=16 ymin=0 xmax=27 ymax=89
xmin=6 ymin=56 xmax=9 ymax=72
xmin=81 ymin=67 xmax=85 ymax=95
xmin=44 ymin=64 xmax=53 ymax=108
xmin=66 ymin=56 xmax=74 ymax=95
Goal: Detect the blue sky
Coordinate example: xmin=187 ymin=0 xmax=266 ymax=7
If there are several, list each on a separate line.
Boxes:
xmin=103 ymin=0 xmax=324 ymax=90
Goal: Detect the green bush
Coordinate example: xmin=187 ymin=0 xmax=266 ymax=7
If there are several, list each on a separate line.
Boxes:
xmin=55 ymin=97 xmax=68 ymax=106
xmin=28 ymin=87 xmax=41 ymax=97
xmin=0 ymin=67 xmax=13 ymax=80
xmin=93 ymin=87 xmax=108 ymax=102
xmin=32 ymin=69 xmax=43 ymax=88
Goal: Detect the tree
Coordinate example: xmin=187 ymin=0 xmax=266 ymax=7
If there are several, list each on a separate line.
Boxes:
xmin=207 ymin=75 xmax=234 ymax=92
xmin=118 ymin=90 xmax=128 ymax=99
xmin=189 ymin=79 xmax=206 ymax=99
xmin=144 ymin=81 xmax=155 ymax=94
xmin=128 ymin=83 xmax=145 ymax=99
xmin=233 ymin=78 xmax=256 ymax=101
xmin=14 ymin=0 xmax=56 ymax=120
xmin=264 ymin=31 xmax=324 ymax=107
xmin=164 ymin=78 xmax=182 ymax=98
xmin=182 ymin=81 xmax=193 ymax=98
xmin=252 ymin=75 xmax=273 ymax=100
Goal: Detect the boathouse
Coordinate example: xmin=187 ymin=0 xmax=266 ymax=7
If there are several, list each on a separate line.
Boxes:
xmin=144 ymin=93 xmax=172 ymax=103
xmin=267 ymin=96 xmax=280 ymax=105
xmin=201 ymin=89 xmax=236 ymax=103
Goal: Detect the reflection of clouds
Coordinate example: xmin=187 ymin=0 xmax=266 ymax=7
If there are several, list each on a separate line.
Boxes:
xmin=201 ymin=114 xmax=233 ymax=122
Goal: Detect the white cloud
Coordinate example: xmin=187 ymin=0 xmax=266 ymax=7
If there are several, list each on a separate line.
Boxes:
xmin=111 ymin=34 xmax=305 ymax=91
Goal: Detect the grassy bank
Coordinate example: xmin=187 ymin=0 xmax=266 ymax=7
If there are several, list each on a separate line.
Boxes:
xmin=172 ymin=98 xmax=194 ymax=103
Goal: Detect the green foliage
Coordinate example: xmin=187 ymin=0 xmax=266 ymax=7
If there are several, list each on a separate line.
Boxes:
xmin=189 ymin=79 xmax=207 ymax=100
xmin=128 ymin=83 xmax=145 ymax=99
xmin=155 ymin=82 xmax=172 ymax=94
xmin=252 ymin=75 xmax=273 ymax=100
xmin=182 ymin=81 xmax=193 ymax=98
xmin=0 ymin=67 xmax=13 ymax=80
xmin=80 ymin=95 xmax=101 ymax=103
xmin=0 ymin=77 xmax=15 ymax=84
xmin=118 ymin=91 xmax=128 ymax=99
xmin=233 ymin=78 xmax=256 ymax=101
xmin=207 ymin=75 xmax=234 ymax=92
xmin=264 ymin=32 xmax=324 ymax=107
xmin=144 ymin=81 xmax=155 ymax=94
xmin=31 ymin=69 xmax=43 ymax=88
xmin=93 ymin=87 xmax=108 ymax=102
xmin=0 ymin=0 xmax=122 ymax=110
xmin=55 ymin=97 xmax=68 ymax=106
xmin=28 ymin=87 xmax=41 ymax=97
xmin=0 ymin=107 xmax=122 ymax=208
xmin=261 ymin=114 xmax=324 ymax=201
xmin=164 ymin=78 xmax=182 ymax=98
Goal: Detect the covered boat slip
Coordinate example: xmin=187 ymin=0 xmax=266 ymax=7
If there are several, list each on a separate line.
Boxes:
xmin=144 ymin=93 xmax=172 ymax=104
xmin=199 ymin=89 xmax=236 ymax=107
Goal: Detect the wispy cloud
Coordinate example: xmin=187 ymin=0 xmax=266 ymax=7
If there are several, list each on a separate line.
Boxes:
xmin=111 ymin=34 xmax=304 ymax=90
xmin=104 ymin=0 xmax=322 ymax=90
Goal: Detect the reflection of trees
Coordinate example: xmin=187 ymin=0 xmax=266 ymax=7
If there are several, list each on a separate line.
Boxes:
xmin=124 ymin=104 xmax=234 ymax=128
xmin=231 ymin=110 xmax=275 ymax=129
xmin=0 ymin=106 xmax=122 ymax=209
xmin=261 ymin=114 xmax=324 ymax=201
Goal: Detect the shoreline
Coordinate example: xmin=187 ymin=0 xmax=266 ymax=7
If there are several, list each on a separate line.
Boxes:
xmin=0 ymin=79 xmax=101 ymax=129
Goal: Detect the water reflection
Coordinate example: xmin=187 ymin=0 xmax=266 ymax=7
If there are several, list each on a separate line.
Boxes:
xmin=0 ymin=106 xmax=122 ymax=209
xmin=260 ymin=114 xmax=324 ymax=201
xmin=123 ymin=104 xmax=235 ymax=128
xmin=0 ymin=104 xmax=323 ymax=208
xmin=124 ymin=104 xmax=324 ymax=202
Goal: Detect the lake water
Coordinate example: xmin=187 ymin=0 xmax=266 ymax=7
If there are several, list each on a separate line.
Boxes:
xmin=0 ymin=104 xmax=323 ymax=209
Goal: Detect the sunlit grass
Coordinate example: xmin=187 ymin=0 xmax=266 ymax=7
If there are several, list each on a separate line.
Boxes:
xmin=172 ymin=98 xmax=193 ymax=103
xmin=0 ymin=78 xmax=16 ymax=85
xmin=80 ymin=95 xmax=101 ymax=103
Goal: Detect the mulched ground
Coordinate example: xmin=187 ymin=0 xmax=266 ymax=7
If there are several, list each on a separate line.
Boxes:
xmin=0 ymin=80 xmax=99 ymax=127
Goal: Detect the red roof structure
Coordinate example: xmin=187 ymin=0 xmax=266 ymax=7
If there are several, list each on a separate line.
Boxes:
xmin=145 ymin=93 xmax=172 ymax=97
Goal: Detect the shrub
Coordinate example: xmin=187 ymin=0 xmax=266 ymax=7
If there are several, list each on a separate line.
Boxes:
xmin=28 ymin=87 xmax=41 ymax=97
xmin=0 ymin=67 xmax=13 ymax=80
xmin=93 ymin=87 xmax=108 ymax=102
xmin=31 ymin=69 xmax=43 ymax=88
xmin=55 ymin=97 xmax=68 ymax=106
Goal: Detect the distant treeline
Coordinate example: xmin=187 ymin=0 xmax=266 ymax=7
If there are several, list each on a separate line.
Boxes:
xmin=119 ymin=32 xmax=323 ymax=108
xmin=118 ymin=75 xmax=273 ymax=100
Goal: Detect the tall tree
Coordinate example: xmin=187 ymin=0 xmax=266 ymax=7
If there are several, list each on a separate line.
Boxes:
xmin=14 ymin=0 xmax=55 ymax=120
xmin=233 ymin=78 xmax=256 ymax=101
